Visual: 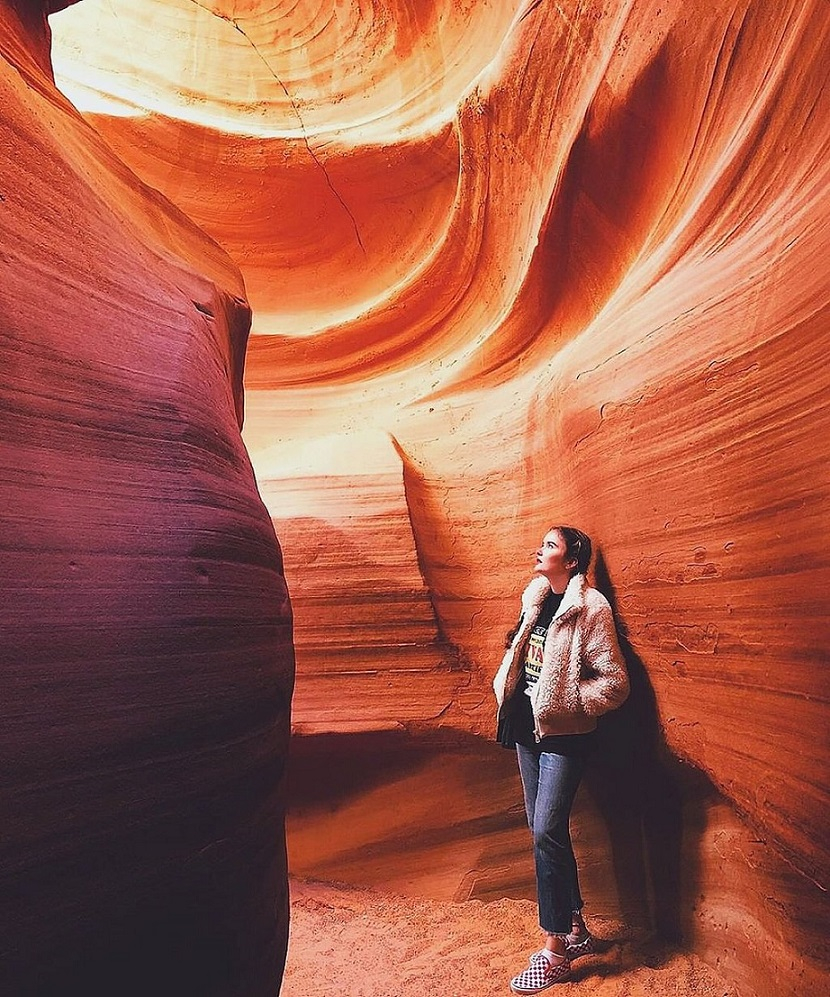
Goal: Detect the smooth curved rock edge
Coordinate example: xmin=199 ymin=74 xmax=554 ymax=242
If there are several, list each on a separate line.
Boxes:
xmin=0 ymin=3 xmax=294 ymax=995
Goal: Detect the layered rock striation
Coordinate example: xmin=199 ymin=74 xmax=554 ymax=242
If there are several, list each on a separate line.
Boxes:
xmin=1 ymin=2 xmax=293 ymax=994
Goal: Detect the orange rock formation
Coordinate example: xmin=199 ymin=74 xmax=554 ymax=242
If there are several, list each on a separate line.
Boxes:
xmin=3 ymin=1 xmax=827 ymax=994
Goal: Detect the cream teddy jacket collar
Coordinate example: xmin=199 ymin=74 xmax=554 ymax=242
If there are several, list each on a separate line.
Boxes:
xmin=521 ymin=572 xmax=586 ymax=623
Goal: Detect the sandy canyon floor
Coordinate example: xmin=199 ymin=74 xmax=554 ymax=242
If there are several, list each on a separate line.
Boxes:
xmin=281 ymin=878 xmax=735 ymax=997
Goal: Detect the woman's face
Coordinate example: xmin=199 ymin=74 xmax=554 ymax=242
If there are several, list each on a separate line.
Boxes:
xmin=534 ymin=529 xmax=576 ymax=580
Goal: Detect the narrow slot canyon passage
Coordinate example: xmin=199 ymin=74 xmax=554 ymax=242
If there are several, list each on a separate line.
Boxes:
xmin=1 ymin=2 xmax=828 ymax=996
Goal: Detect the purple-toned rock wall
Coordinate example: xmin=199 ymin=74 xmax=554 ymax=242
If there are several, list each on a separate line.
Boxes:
xmin=0 ymin=4 xmax=293 ymax=994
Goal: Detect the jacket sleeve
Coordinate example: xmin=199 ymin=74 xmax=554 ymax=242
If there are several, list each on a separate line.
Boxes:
xmin=493 ymin=610 xmax=525 ymax=707
xmin=578 ymin=599 xmax=629 ymax=716
xmin=492 ymin=647 xmax=513 ymax=707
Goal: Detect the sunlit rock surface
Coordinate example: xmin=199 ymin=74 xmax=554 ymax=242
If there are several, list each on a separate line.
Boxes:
xmin=33 ymin=0 xmax=830 ymax=994
xmin=258 ymin=434 xmax=467 ymax=734
xmin=0 ymin=2 xmax=293 ymax=994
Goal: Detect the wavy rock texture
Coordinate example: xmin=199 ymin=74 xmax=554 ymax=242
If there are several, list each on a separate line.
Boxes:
xmin=0 ymin=3 xmax=293 ymax=995
xmin=39 ymin=0 xmax=830 ymax=994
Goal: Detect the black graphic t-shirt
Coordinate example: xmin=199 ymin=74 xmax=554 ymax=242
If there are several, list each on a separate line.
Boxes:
xmin=523 ymin=594 xmax=559 ymax=691
xmin=497 ymin=590 xmax=562 ymax=749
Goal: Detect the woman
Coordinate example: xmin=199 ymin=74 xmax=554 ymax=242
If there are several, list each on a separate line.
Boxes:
xmin=493 ymin=526 xmax=629 ymax=993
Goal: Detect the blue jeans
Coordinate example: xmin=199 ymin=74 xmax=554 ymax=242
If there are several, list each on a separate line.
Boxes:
xmin=516 ymin=742 xmax=588 ymax=935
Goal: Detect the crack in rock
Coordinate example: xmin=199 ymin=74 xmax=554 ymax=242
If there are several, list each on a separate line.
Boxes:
xmin=187 ymin=0 xmax=366 ymax=255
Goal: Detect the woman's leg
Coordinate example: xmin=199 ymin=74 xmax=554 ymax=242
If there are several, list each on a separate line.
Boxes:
xmin=510 ymin=747 xmax=582 ymax=991
xmin=517 ymin=747 xmax=565 ymax=954
xmin=531 ymin=749 xmax=587 ymax=938
xmin=516 ymin=743 xmax=541 ymax=830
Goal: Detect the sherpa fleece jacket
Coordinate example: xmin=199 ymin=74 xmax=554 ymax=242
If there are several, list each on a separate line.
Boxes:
xmin=493 ymin=573 xmax=629 ymax=738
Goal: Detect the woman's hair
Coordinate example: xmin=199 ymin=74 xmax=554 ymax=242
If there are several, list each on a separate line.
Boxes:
xmin=551 ymin=525 xmax=592 ymax=575
xmin=503 ymin=526 xmax=593 ymax=646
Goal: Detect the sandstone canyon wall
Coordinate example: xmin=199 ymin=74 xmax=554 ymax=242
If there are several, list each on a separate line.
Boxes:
xmin=0 ymin=2 xmax=294 ymax=995
xmin=16 ymin=1 xmax=830 ymax=995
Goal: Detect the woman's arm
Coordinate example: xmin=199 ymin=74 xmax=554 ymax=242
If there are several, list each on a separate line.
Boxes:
xmin=578 ymin=598 xmax=629 ymax=716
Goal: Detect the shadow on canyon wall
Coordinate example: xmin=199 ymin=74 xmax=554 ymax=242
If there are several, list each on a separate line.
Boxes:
xmin=590 ymin=549 xmax=696 ymax=948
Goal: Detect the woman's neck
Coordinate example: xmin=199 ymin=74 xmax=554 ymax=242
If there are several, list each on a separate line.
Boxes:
xmin=547 ymin=572 xmax=573 ymax=595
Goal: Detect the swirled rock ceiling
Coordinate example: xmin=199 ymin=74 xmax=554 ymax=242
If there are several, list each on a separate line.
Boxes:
xmin=6 ymin=0 xmax=828 ymax=994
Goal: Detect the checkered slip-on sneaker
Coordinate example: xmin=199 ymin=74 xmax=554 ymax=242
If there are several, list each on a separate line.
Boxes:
xmin=509 ymin=952 xmax=571 ymax=993
xmin=565 ymin=930 xmax=594 ymax=959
